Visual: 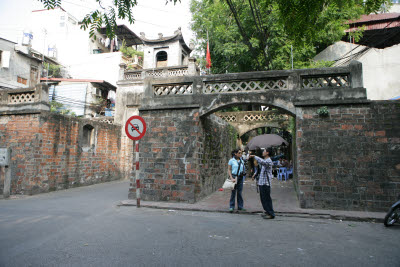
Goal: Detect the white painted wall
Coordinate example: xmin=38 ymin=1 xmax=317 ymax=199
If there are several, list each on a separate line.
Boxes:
xmin=143 ymin=39 xmax=186 ymax=69
xmin=49 ymin=83 xmax=88 ymax=116
xmin=30 ymin=8 xmax=121 ymax=86
xmin=0 ymin=39 xmax=42 ymax=89
xmin=30 ymin=8 xmax=85 ymax=64
xmin=67 ymin=52 xmax=122 ymax=86
xmin=314 ymin=41 xmax=400 ymax=100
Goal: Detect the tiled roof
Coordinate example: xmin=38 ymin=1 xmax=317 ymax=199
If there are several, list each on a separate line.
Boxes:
xmin=347 ymin=13 xmax=400 ymax=24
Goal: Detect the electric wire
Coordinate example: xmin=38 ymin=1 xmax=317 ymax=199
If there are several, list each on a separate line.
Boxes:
xmin=335 ymin=25 xmax=400 ymax=66
xmin=333 ymin=14 xmax=400 ymax=63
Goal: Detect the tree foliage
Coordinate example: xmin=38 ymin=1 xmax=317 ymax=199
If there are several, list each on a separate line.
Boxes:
xmin=190 ymin=0 xmax=390 ymax=73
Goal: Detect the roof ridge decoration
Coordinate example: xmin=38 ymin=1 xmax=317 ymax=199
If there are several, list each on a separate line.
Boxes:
xmin=139 ymin=27 xmax=183 ymax=43
xmin=139 ymin=27 xmax=192 ymax=53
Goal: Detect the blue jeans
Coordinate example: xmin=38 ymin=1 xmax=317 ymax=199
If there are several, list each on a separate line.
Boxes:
xmin=259 ymin=185 xmax=275 ymax=216
xmin=230 ymin=175 xmax=244 ymax=209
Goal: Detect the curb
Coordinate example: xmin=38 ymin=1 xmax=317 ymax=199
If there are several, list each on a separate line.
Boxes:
xmin=118 ymin=202 xmax=384 ymax=223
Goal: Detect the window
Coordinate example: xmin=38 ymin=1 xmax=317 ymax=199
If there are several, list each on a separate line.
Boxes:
xmin=0 ymin=50 xmax=10 ymax=68
xmin=30 ymin=66 xmax=38 ymax=87
xmin=82 ymin=124 xmax=94 ymax=147
xmin=156 ymin=51 xmax=168 ymax=68
xmin=60 ymin=15 xmax=65 ymax=20
xmin=60 ymin=22 xmax=65 ymax=27
xmin=17 ymin=76 xmax=27 ymax=85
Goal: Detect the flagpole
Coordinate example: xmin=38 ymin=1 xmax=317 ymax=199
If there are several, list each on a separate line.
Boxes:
xmin=207 ymin=30 xmax=209 ymax=75
xmin=206 ymin=30 xmax=211 ymax=74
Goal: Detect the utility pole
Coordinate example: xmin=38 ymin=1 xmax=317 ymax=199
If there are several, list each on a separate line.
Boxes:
xmin=291 ymin=45 xmax=294 ymax=70
xmin=42 ymin=28 xmax=47 ymax=82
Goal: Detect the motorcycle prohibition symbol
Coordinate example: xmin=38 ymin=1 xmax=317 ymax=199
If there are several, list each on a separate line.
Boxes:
xmin=384 ymin=194 xmax=400 ymax=227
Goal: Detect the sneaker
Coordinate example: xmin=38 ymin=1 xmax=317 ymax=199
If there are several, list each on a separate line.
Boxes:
xmin=238 ymin=208 xmax=247 ymax=212
xmin=229 ymin=208 xmax=234 ymax=213
xmin=263 ymin=215 xmax=275 ymax=219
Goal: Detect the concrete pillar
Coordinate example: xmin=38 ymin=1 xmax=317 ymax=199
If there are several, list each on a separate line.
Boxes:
xmin=188 ymin=57 xmax=198 ymax=75
xmin=1 ymin=148 xmax=11 ymax=198
xmin=119 ymin=63 xmax=127 ymax=81
xmin=288 ymin=71 xmax=301 ymax=90
xmin=349 ymin=61 xmax=363 ymax=88
xmin=36 ymin=84 xmax=49 ymax=104
xmin=3 ymin=166 xmax=11 ymax=198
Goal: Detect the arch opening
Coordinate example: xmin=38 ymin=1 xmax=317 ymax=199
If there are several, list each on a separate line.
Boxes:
xmin=200 ymin=102 xmax=299 ymax=210
xmin=156 ymin=51 xmax=168 ymax=68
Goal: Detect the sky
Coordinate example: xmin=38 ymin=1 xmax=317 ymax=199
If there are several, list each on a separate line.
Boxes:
xmin=0 ymin=0 xmax=195 ymax=44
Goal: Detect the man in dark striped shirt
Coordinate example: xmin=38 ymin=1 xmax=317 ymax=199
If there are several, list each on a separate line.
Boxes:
xmin=250 ymin=148 xmax=275 ymax=219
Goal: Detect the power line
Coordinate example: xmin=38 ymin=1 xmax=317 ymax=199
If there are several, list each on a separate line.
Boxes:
xmin=51 ymin=96 xmax=102 ymax=108
xmin=336 ymin=25 xmax=400 ymax=66
xmin=334 ymin=15 xmax=400 ymax=62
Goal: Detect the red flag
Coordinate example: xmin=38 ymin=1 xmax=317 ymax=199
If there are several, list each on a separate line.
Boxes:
xmin=206 ymin=41 xmax=212 ymax=69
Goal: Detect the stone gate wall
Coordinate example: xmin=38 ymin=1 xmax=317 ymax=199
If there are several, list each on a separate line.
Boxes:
xmin=297 ymin=101 xmax=400 ymax=211
xmin=0 ymin=111 xmax=122 ymax=195
xmin=198 ymin=114 xmax=237 ymax=199
xmin=129 ymin=108 xmax=237 ymax=202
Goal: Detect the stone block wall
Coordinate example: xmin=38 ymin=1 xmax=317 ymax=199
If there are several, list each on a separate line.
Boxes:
xmin=198 ymin=115 xmax=237 ymax=199
xmin=130 ymin=109 xmax=237 ymax=203
xmin=0 ymin=111 xmax=122 ymax=195
xmin=131 ymin=109 xmax=201 ymax=202
xmin=296 ymin=101 xmax=400 ymax=211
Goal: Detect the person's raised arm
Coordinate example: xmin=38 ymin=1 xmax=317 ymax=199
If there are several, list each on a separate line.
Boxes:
xmin=251 ymin=155 xmax=272 ymax=168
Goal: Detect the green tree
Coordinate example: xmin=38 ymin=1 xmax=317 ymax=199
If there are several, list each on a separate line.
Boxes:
xmin=50 ymin=100 xmax=76 ymax=116
xmin=190 ymin=0 xmax=390 ymax=73
xmin=44 ymin=63 xmax=62 ymax=78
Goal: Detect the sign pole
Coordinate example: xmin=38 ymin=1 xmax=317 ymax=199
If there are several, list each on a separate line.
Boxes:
xmin=135 ymin=140 xmax=140 ymax=207
xmin=124 ymin=115 xmax=146 ymax=208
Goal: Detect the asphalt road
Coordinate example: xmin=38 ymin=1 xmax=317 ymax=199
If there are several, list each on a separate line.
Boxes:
xmin=0 ymin=180 xmax=399 ymax=267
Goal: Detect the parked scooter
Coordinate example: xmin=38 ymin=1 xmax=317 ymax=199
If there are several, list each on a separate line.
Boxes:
xmin=384 ymin=194 xmax=400 ymax=227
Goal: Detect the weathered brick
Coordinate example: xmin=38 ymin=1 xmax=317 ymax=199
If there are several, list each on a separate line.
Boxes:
xmin=0 ymin=112 xmax=122 ymax=195
xmin=297 ymin=102 xmax=400 ymax=212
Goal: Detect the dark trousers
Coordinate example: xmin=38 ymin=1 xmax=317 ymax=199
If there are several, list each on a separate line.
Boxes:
xmin=229 ymin=175 xmax=244 ymax=209
xmin=259 ymin=185 xmax=275 ymax=216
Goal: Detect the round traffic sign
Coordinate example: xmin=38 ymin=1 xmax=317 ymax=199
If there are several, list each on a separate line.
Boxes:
xmin=125 ymin=116 xmax=147 ymax=141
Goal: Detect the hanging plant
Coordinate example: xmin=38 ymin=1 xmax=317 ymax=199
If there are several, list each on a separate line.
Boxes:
xmin=316 ymin=106 xmax=329 ymax=117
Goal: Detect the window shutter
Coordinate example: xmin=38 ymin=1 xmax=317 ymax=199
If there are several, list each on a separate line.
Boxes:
xmin=1 ymin=51 xmax=10 ymax=68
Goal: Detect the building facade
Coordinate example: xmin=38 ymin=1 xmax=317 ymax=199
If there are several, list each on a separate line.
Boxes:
xmin=0 ymin=37 xmax=43 ymax=89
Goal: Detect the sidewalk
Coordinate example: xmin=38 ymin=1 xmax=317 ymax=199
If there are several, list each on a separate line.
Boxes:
xmin=120 ymin=178 xmax=386 ymax=223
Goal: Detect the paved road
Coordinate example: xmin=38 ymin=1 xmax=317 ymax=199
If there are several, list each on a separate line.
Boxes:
xmin=0 ymin=180 xmax=399 ymax=267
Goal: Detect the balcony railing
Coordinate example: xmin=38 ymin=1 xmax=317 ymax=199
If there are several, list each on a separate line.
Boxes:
xmin=124 ymin=66 xmax=189 ymax=80
xmin=0 ymin=84 xmax=50 ymax=112
xmin=120 ymin=57 xmax=199 ymax=81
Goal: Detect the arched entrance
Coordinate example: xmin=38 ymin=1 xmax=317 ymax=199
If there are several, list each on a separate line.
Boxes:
xmin=132 ymin=62 xmax=372 ymax=210
xmin=201 ymin=102 xmax=299 ymax=211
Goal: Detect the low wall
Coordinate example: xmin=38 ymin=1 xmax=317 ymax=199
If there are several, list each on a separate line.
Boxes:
xmin=297 ymin=101 xmax=400 ymax=211
xmin=130 ymin=109 xmax=237 ymax=203
xmin=0 ymin=111 xmax=122 ymax=195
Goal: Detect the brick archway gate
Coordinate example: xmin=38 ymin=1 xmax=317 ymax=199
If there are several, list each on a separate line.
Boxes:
xmin=129 ymin=62 xmax=400 ymax=211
